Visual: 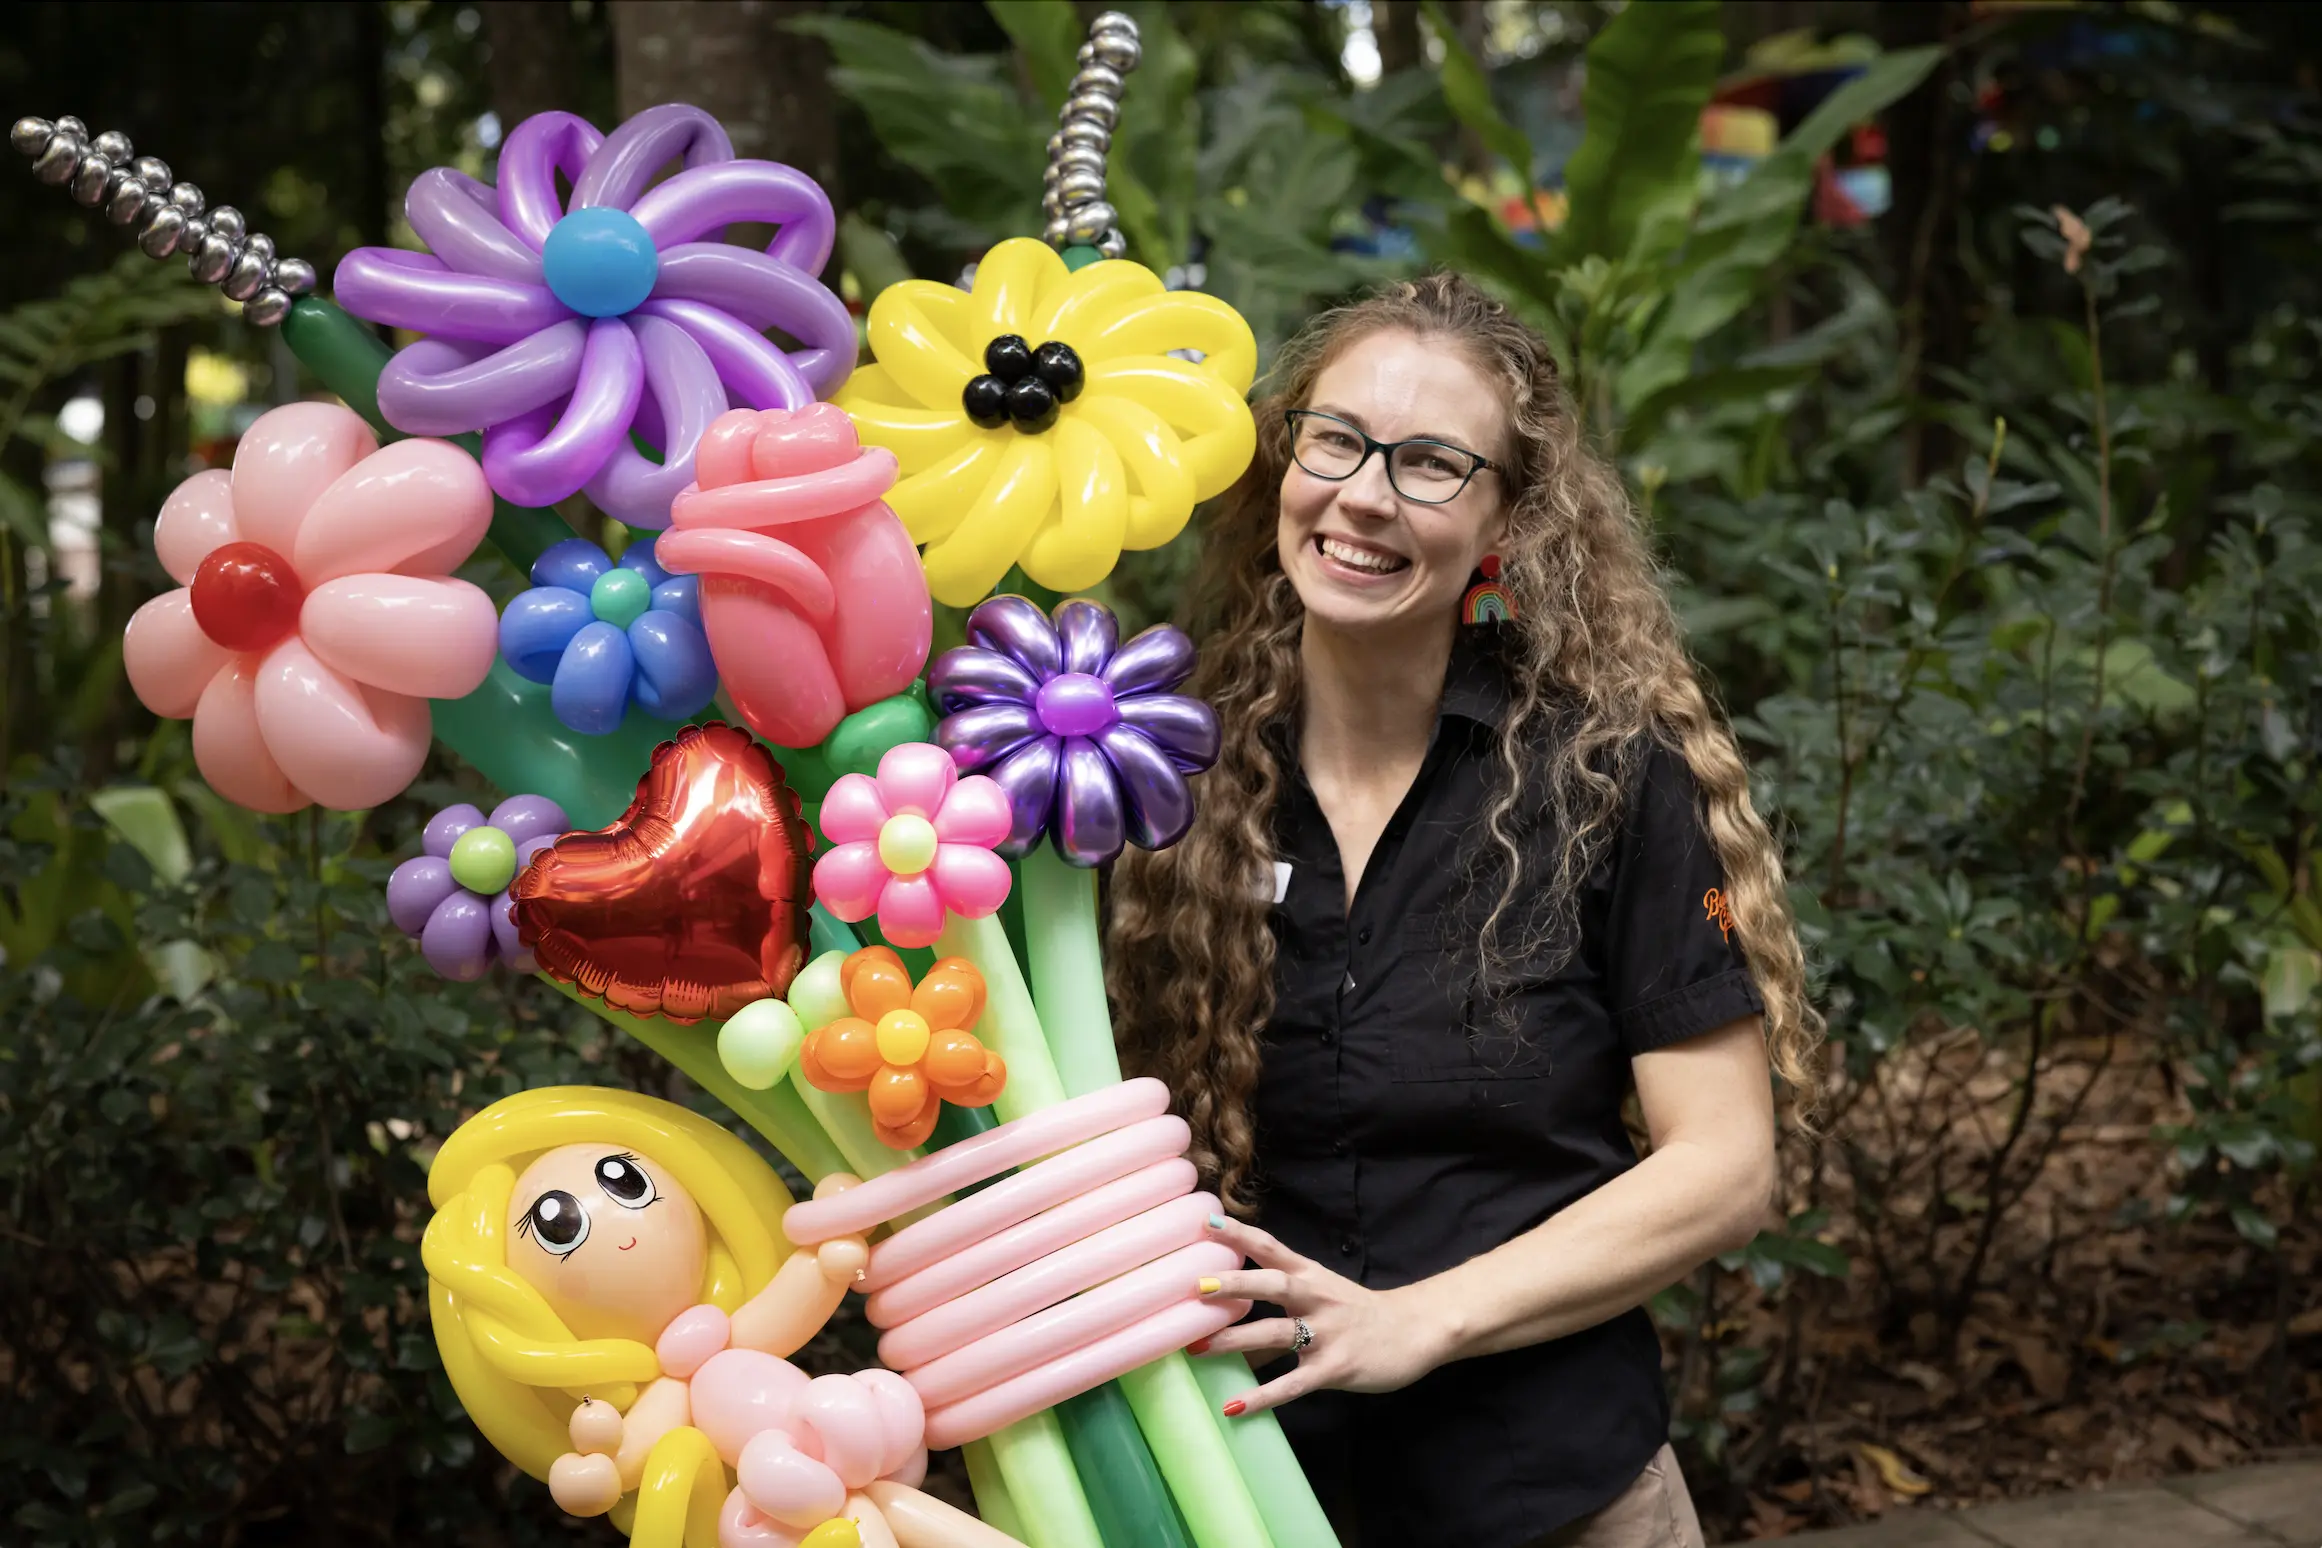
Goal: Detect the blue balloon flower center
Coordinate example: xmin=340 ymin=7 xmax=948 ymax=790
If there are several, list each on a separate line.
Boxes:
xmin=542 ymin=207 xmax=659 ymax=318
xmin=1036 ymin=672 xmax=1119 ymax=738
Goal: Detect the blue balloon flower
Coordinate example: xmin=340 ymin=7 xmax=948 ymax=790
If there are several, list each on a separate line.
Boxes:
xmin=499 ymin=536 xmax=717 ymax=734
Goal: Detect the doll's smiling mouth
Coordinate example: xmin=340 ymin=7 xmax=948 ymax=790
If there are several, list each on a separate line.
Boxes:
xmin=617 ymin=1237 xmax=637 ymax=1251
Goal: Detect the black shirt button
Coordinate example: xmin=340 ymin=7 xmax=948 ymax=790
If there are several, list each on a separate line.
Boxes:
xmin=1333 ymin=1137 xmax=1349 ymax=1156
xmin=1339 ymin=1237 xmax=1358 ymax=1257
xmin=1357 ymin=924 xmax=1373 ymax=945
xmin=1320 ymin=1029 xmax=1335 ymax=1047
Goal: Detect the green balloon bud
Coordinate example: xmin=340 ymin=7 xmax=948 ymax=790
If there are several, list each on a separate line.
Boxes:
xmin=590 ymin=567 xmax=651 ymax=629
xmin=718 ymin=998 xmax=805 ymax=1091
xmin=448 ymin=826 xmax=518 ymax=895
xmin=786 ymin=949 xmax=854 ymax=1032
xmin=822 ymin=692 xmax=935 ymax=779
xmin=1061 ymin=244 xmax=1105 ymax=272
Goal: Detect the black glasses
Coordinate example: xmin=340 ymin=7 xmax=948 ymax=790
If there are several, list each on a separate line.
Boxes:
xmin=1284 ymin=410 xmax=1494 ymax=504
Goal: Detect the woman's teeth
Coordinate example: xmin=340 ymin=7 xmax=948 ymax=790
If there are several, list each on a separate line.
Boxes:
xmin=1317 ymin=536 xmax=1408 ymax=574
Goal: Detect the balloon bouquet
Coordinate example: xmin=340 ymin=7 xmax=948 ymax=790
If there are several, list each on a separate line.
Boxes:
xmin=19 ymin=13 xmax=1339 ymax=1548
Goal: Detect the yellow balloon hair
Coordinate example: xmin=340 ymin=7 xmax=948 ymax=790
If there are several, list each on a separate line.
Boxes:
xmin=423 ymin=1086 xmax=796 ymax=1548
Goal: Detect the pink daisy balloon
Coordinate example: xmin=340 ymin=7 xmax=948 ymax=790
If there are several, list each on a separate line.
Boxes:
xmin=121 ymin=403 xmax=499 ymax=813
xmin=812 ymin=743 xmax=1013 ymax=949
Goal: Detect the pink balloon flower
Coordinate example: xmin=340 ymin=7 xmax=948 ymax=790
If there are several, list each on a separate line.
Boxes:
xmin=122 ymin=403 xmax=498 ymax=813
xmin=662 ymin=402 xmax=934 ymax=749
xmin=813 ymin=744 xmax=1012 ymax=949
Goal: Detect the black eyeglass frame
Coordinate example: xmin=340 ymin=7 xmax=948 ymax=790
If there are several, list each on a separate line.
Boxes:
xmin=1282 ymin=409 xmax=1496 ymax=505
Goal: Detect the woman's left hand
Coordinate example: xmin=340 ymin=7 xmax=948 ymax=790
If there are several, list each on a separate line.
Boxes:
xmin=1191 ymin=1214 xmax=1453 ymax=1417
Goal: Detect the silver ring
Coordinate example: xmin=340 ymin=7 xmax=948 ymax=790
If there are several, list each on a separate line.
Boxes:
xmin=1289 ymin=1317 xmax=1313 ymax=1354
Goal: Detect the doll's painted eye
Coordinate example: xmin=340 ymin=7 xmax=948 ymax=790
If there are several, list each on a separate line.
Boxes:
xmin=520 ymin=1189 xmax=590 ymax=1255
xmin=595 ymin=1153 xmax=656 ymax=1209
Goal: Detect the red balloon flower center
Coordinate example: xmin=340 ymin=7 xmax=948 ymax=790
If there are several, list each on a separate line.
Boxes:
xmin=190 ymin=541 xmax=305 ymax=653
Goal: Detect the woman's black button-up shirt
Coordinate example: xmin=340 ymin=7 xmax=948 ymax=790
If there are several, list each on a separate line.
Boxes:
xmin=1253 ymin=640 xmax=1762 ymax=1546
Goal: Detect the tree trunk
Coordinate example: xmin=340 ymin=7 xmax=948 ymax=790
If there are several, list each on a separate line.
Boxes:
xmin=481 ymin=0 xmax=581 ymax=130
xmin=1374 ymin=0 xmax=1423 ymax=76
xmin=607 ymin=0 xmax=839 ymax=199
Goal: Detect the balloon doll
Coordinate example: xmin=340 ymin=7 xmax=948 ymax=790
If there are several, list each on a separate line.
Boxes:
xmin=424 ymin=1088 xmax=1021 ymax=1548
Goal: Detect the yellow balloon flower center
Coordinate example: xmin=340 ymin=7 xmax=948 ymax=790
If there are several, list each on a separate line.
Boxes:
xmin=876 ymin=1009 xmax=932 ymax=1066
xmin=877 ymin=813 xmax=939 ymax=874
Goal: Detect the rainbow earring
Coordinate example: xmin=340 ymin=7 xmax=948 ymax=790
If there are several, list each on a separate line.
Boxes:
xmin=1462 ymin=554 xmax=1516 ymax=624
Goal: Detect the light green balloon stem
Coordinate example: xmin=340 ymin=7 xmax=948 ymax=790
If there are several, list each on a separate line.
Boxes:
xmin=1187 ymin=1355 xmax=1344 ymax=1548
xmin=989 ymin=1412 xmax=1106 ymax=1548
xmin=1119 ymin=1354 xmax=1277 ymax=1548
xmin=789 ymin=1070 xmax=916 ymax=1183
xmin=544 ymin=978 xmax=850 ymax=1182
xmin=935 ymin=910 xmax=1069 ymax=1121
xmin=1021 ymin=844 xmax=1122 ymax=1096
xmin=964 ymin=1438 xmax=1029 ymax=1543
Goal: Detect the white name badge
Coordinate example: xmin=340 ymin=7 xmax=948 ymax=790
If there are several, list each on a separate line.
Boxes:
xmin=1271 ymin=861 xmax=1293 ymax=904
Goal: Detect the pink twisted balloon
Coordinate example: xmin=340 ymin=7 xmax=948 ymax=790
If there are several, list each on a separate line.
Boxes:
xmin=779 ymin=1080 xmax=1246 ymax=1450
xmin=334 ymin=105 xmax=853 ymax=528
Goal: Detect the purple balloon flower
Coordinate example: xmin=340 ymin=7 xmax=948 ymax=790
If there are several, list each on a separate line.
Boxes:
xmin=332 ymin=104 xmax=854 ymax=528
xmin=928 ymin=596 xmax=1220 ymax=868
xmin=388 ymin=796 xmax=568 ymax=980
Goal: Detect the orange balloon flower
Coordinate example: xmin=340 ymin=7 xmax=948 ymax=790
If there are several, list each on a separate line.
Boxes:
xmin=797 ymin=946 xmax=1006 ymax=1149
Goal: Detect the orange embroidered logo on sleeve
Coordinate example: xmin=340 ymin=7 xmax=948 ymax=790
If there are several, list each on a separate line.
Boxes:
xmin=1703 ymin=887 xmax=1734 ymax=940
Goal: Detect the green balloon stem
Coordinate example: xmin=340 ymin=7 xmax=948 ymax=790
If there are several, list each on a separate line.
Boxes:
xmin=1119 ymin=1354 xmax=1277 ymax=1548
xmin=279 ymin=295 xmax=573 ymax=572
xmin=1058 ymin=1383 xmax=1198 ymax=1548
xmin=1188 ymin=1355 xmax=1344 ymax=1547
xmin=1022 ymin=845 xmax=1122 ymax=1096
xmin=431 ymin=661 xmax=674 ymax=832
xmin=964 ymin=1437 xmax=1030 ymax=1543
xmin=936 ymin=911 xmax=1067 ymax=1121
xmin=989 ymin=1412 xmax=1105 ymax=1548
xmin=543 ymin=978 xmax=850 ymax=1183
xmin=1061 ymin=244 xmax=1106 ymax=271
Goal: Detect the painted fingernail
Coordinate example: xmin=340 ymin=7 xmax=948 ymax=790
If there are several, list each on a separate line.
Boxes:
xmin=1197 ymin=1277 xmax=1222 ymax=1295
xmin=1188 ymin=1338 xmax=1212 ymax=1355
xmin=1207 ymin=1213 xmax=1227 ymax=1229
xmin=1222 ymin=1399 xmax=1247 ymax=1417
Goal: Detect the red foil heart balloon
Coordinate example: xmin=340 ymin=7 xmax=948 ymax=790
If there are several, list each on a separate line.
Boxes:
xmin=512 ymin=723 xmax=814 ymax=1023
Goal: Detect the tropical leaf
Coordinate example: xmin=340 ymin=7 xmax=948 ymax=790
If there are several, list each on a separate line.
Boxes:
xmin=1554 ymin=0 xmax=1725 ymax=265
xmin=986 ymin=0 xmax=1082 ymax=111
xmin=1421 ymin=0 xmax=1542 ymax=211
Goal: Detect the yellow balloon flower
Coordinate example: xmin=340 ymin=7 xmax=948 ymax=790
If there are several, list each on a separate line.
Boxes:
xmin=836 ymin=237 xmax=1258 ymax=608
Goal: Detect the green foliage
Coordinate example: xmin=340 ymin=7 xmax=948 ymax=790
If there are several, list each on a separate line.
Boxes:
xmin=803 ymin=1 xmax=1426 ymax=364
xmin=1423 ymin=3 xmax=1940 ymax=458
xmin=0 ymin=252 xmax=219 ymax=545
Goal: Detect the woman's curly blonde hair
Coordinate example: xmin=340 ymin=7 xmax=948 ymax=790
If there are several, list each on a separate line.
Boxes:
xmin=1107 ymin=272 xmax=1821 ymax=1215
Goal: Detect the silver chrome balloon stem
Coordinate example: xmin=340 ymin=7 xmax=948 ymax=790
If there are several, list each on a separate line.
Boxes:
xmin=1041 ymin=11 xmax=1138 ymax=262
xmin=10 ymin=114 xmax=318 ymax=327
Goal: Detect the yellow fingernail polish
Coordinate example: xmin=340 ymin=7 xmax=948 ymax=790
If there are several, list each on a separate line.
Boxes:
xmin=1198 ymin=1277 xmax=1222 ymax=1295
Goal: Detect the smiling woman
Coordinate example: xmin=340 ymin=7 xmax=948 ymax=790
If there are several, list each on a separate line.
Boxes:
xmin=1110 ymin=274 xmax=1819 ymax=1548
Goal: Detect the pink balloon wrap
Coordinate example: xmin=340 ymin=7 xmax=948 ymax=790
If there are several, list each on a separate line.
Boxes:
xmin=122 ymin=403 xmax=498 ymax=812
xmin=778 ymin=1078 xmax=1236 ymax=1449
xmin=661 ymin=404 xmax=932 ymax=748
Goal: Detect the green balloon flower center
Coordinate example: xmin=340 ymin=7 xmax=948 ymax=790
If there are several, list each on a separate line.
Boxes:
xmin=590 ymin=567 xmax=651 ymax=629
xmin=449 ymin=826 xmax=519 ymax=895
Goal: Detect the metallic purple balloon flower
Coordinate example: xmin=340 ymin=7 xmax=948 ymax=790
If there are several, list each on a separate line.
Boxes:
xmin=388 ymin=796 xmax=567 ymax=980
xmin=928 ymin=596 xmax=1219 ymax=868
xmin=333 ymin=104 xmax=854 ymax=528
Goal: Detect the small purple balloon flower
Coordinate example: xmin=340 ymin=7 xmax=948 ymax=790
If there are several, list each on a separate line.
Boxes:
xmin=499 ymin=536 xmax=717 ymax=735
xmin=928 ymin=596 xmax=1220 ymax=868
xmin=333 ymin=104 xmax=854 ymax=527
xmin=389 ymin=796 xmax=568 ymax=980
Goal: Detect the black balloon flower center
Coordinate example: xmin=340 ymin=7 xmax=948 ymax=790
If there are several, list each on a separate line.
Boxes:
xmin=962 ymin=334 xmax=1085 ymax=435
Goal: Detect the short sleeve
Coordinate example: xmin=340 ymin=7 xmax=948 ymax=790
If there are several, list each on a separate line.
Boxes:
xmin=1599 ymin=743 xmax=1764 ymax=1056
